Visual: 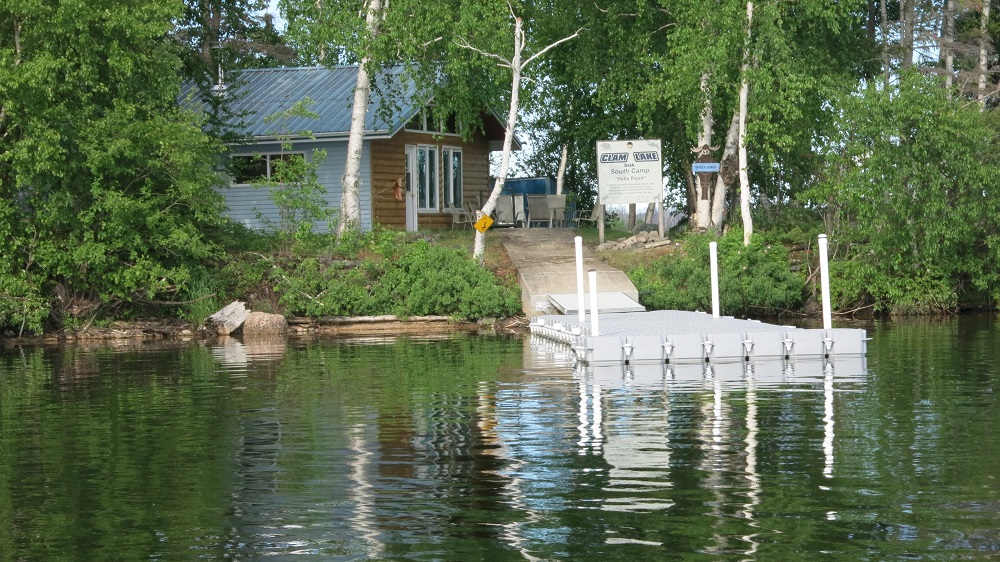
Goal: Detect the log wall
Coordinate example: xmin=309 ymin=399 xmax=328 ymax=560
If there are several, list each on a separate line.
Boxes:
xmin=370 ymin=129 xmax=492 ymax=231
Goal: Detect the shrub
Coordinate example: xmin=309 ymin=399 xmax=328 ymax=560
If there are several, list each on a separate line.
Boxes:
xmin=267 ymin=229 xmax=521 ymax=320
xmin=629 ymin=231 xmax=805 ymax=316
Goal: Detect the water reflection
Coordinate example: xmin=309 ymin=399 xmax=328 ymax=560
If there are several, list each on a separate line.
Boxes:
xmin=14 ymin=322 xmax=1000 ymax=560
xmin=529 ymin=335 xmax=869 ymax=553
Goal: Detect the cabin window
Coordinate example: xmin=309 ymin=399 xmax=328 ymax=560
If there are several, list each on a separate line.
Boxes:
xmin=442 ymin=147 xmax=463 ymax=209
xmin=415 ymin=145 xmax=437 ymax=211
xmin=404 ymin=107 xmax=459 ymax=136
xmin=231 ymin=153 xmax=305 ymax=184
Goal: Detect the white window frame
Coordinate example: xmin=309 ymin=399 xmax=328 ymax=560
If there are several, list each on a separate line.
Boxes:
xmin=412 ymin=144 xmax=438 ymax=212
xmin=442 ymin=147 xmax=463 ymax=209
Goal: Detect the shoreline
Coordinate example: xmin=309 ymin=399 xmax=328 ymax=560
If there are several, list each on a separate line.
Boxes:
xmin=1 ymin=315 xmax=531 ymax=347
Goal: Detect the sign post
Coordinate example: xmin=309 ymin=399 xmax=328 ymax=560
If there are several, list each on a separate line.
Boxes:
xmin=596 ymin=139 xmax=663 ymax=244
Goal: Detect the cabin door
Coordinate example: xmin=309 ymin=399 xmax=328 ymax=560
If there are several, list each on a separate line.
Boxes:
xmin=404 ymin=145 xmax=418 ymax=231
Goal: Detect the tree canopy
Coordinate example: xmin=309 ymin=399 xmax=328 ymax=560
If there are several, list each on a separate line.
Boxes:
xmin=0 ymin=0 xmax=998 ymax=332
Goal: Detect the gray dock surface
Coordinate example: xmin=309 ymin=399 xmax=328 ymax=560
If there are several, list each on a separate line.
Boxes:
xmin=496 ymin=229 xmax=867 ymax=364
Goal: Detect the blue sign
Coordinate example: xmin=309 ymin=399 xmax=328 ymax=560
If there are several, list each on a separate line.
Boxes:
xmin=692 ymin=162 xmax=721 ymax=173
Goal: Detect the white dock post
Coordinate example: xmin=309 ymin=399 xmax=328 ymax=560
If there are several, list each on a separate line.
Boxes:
xmin=588 ymin=269 xmax=599 ymax=336
xmin=818 ymin=234 xmax=832 ymax=330
xmin=575 ymin=236 xmax=586 ymax=323
xmin=710 ymin=241 xmax=720 ymax=319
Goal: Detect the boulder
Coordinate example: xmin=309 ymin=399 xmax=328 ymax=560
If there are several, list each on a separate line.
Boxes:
xmin=242 ymin=311 xmax=288 ymax=335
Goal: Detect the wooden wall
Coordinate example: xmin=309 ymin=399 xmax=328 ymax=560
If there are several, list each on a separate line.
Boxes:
xmin=370 ymin=129 xmax=492 ymax=231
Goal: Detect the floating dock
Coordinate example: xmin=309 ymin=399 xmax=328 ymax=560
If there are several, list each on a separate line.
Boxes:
xmin=529 ymin=310 xmax=867 ymax=365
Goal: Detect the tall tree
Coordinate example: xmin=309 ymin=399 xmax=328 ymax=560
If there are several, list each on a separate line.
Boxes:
xmin=0 ymin=0 xmax=229 ymax=332
xmin=805 ymin=75 xmax=1000 ymax=313
xmin=338 ymin=0 xmax=383 ymax=237
xmin=978 ymin=0 xmax=994 ymax=110
xmin=175 ymin=0 xmax=294 ymax=136
xmin=453 ymin=3 xmax=579 ymax=262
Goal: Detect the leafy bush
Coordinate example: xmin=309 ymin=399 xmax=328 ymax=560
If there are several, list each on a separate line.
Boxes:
xmin=828 ymin=258 xmax=957 ymax=315
xmin=629 ymin=231 xmax=805 ymax=316
xmin=803 ymin=72 xmax=1000 ymax=315
xmin=265 ymin=229 xmax=521 ymax=320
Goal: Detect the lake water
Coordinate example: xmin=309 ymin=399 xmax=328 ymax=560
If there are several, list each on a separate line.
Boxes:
xmin=1 ymin=316 xmax=999 ymax=560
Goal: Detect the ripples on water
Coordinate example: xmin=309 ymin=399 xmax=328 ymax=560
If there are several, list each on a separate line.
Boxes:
xmin=2 ymin=318 xmax=999 ymax=560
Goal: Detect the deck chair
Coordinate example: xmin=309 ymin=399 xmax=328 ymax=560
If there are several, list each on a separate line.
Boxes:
xmin=526 ymin=195 xmax=550 ymax=228
xmin=450 ymin=210 xmax=475 ymax=230
xmin=494 ymin=196 xmax=524 ymax=227
xmin=546 ymin=194 xmax=567 ymax=227
xmin=570 ymin=206 xmax=601 ymax=228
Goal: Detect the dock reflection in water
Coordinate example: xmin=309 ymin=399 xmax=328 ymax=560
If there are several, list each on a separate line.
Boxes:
xmin=527 ymin=336 xmax=867 ymax=555
xmin=7 ymin=320 xmax=1000 ymax=561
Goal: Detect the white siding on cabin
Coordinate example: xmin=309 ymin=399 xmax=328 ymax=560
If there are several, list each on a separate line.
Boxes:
xmin=219 ymin=139 xmax=373 ymax=233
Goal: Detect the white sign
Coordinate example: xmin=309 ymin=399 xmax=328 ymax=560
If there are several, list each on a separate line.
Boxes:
xmin=596 ymin=139 xmax=663 ymax=205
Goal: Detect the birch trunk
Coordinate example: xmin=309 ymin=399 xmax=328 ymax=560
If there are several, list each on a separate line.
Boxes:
xmin=472 ymin=17 xmax=525 ymax=263
xmin=316 ymin=0 xmax=326 ymax=62
xmin=555 ymin=144 xmax=568 ymax=195
xmin=338 ymin=0 xmax=382 ymax=239
xmin=979 ymin=0 xmax=992 ymax=111
xmin=464 ymin=18 xmax=579 ymax=262
xmin=710 ymin=111 xmax=740 ymax=230
xmin=693 ymin=73 xmax=714 ymax=231
xmin=740 ymin=1 xmax=753 ymax=246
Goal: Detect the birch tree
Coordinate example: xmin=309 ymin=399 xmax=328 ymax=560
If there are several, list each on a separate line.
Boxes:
xmin=738 ymin=1 xmax=753 ymax=245
xmin=455 ymin=5 xmax=580 ymax=262
xmin=978 ymin=0 xmax=993 ymax=110
xmin=338 ymin=0 xmax=383 ymax=238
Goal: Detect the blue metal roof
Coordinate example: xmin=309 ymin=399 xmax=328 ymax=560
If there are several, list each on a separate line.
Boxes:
xmin=184 ymin=66 xmax=423 ymax=140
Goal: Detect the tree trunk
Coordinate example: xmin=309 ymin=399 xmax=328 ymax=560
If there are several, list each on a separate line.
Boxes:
xmin=466 ymin=18 xmax=579 ymax=262
xmin=555 ymin=144 xmax=568 ymax=195
xmin=693 ymin=73 xmax=714 ymax=231
xmin=338 ymin=0 xmax=382 ymax=239
xmin=627 ymin=204 xmax=636 ymax=230
xmin=710 ymin=111 xmax=740 ymax=231
xmin=740 ymin=1 xmax=753 ymax=246
xmin=645 ymin=202 xmax=656 ymax=225
xmin=901 ymin=0 xmax=915 ymax=70
xmin=979 ymin=0 xmax=992 ymax=111
xmin=881 ymin=0 xmax=891 ymax=88
xmin=473 ymin=17 xmax=525 ymax=263
xmin=944 ymin=0 xmax=955 ymax=93
xmin=315 ymin=0 xmax=326 ymax=62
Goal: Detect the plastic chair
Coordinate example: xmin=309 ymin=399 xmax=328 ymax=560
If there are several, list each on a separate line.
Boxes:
xmin=570 ymin=206 xmax=600 ymax=228
xmin=546 ymin=194 xmax=566 ymax=227
xmin=526 ymin=195 xmax=550 ymax=228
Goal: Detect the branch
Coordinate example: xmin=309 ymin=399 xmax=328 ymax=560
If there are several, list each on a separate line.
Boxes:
xmin=455 ymin=36 xmax=512 ymax=67
xmin=13 ymin=18 xmax=22 ymax=65
xmin=421 ymin=36 xmax=443 ymax=48
xmin=523 ymin=28 xmax=583 ymax=68
xmin=593 ymin=1 xmax=672 ymax=17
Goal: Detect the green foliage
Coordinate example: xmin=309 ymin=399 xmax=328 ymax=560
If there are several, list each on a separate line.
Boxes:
xmin=181 ymin=269 xmax=221 ymax=326
xmin=629 ymin=231 xmax=805 ymax=316
xmin=805 ymin=73 xmax=1000 ymax=314
xmin=224 ymin=229 xmax=521 ymax=320
xmin=246 ymin=98 xmax=335 ymax=250
xmin=0 ymin=0 xmax=230 ymax=333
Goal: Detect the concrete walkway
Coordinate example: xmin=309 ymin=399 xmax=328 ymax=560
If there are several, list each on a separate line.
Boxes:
xmin=497 ymin=229 xmax=640 ymax=316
